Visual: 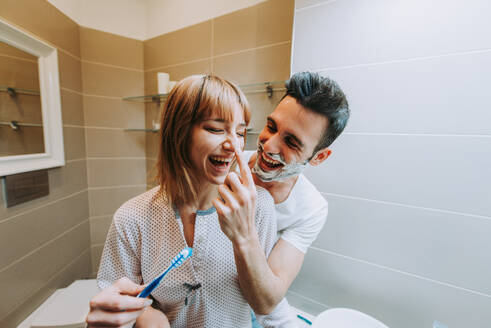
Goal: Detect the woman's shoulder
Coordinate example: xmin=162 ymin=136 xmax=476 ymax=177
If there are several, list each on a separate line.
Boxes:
xmin=114 ymin=186 xmax=171 ymax=225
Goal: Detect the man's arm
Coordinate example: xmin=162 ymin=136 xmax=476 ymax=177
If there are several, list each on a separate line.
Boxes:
xmin=233 ymin=237 xmax=304 ymax=314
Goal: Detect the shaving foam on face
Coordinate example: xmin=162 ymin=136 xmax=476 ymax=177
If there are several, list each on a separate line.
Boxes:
xmin=252 ymin=142 xmax=308 ymax=182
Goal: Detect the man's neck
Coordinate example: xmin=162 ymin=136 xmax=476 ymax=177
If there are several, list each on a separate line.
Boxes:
xmin=249 ymin=152 xmax=298 ymax=204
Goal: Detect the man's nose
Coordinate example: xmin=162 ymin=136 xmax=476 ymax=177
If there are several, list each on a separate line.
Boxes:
xmin=261 ymin=133 xmax=280 ymax=154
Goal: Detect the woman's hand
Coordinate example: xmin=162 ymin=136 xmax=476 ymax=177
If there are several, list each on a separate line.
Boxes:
xmin=86 ymin=277 xmax=153 ymax=328
xmin=213 ymin=148 xmax=258 ymax=246
xmin=135 ymin=306 xmax=170 ymax=328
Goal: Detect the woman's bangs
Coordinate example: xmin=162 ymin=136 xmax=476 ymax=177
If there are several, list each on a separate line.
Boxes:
xmin=200 ymin=84 xmax=244 ymax=123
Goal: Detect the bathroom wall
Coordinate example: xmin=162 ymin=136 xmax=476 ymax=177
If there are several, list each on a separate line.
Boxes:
xmin=0 ymin=0 xmax=293 ymax=326
xmin=79 ymin=27 xmax=146 ymax=276
xmin=0 ymin=42 xmax=44 ymax=156
xmin=47 ymin=0 xmax=147 ymax=40
xmin=288 ymin=0 xmax=491 ymax=327
xmin=144 ymin=0 xmax=294 ymax=189
xmin=0 ymin=1 xmax=90 ymax=327
xmin=145 ymin=0 xmax=268 ymax=39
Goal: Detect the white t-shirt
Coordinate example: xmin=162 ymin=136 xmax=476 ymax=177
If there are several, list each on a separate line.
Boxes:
xmin=245 ymin=151 xmax=328 ymax=253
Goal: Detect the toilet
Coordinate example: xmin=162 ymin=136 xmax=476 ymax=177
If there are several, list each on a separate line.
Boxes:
xmin=312 ymin=308 xmax=389 ymax=328
xmin=18 ymin=279 xmax=100 ymax=328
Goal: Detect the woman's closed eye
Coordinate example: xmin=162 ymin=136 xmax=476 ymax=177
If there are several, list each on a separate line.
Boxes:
xmin=205 ymin=127 xmax=223 ymax=133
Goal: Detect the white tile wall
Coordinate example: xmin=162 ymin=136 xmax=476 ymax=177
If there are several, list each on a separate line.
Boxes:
xmin=322 ymin=50 xmax=491 ymax=135
xmin=293 ymin=0 xmax=491 ymax=72
xmin=304 ymin=134 xmax=491 ymax=217
xmin=290 ymin=0 xmax=491 ymax=326
xmin=290 ymin=248 xmax=491 ymax=328
xmin=314 ymin=194 xmax=491 ymax=295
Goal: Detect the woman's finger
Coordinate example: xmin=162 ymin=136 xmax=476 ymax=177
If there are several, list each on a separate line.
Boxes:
xmin=217 ymin=184 xmax=240 ymax=209
xmin=235 ymin=148 xmax=254 ymax=188
xmin=112 ymin=277 xmax=145 ymax=296
xmin=91 ymin=293 xmax=152 ymax=312
xmin=86 ymin=308 xmax=144 ymax=327
xmin=224 ymin=172 xmax=243 ymax=193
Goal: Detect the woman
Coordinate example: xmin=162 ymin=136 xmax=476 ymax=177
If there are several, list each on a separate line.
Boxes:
xmin=86 ymin=75 xmax=277 ymax=327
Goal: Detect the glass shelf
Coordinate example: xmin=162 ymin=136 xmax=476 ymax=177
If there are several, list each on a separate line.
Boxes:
xmin=122 ymin=80 xmax=286 ymax=103
xmin=0 ymin=121 xmax=43 ymax=130
xmin=124 ymin=128 xmax=159 ymax=133
xmin=124 ymin=128 xmax=262 ymax=134
xmin=0 ymin=86 xmax=40 ymax=97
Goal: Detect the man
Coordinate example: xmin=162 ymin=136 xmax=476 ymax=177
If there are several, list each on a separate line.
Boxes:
xmin=214 ymin=71 xmax=350 ymax=318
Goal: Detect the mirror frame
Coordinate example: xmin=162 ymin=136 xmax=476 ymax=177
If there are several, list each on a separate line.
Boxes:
xmin=0 ymin=18 xmax=65 ymax=176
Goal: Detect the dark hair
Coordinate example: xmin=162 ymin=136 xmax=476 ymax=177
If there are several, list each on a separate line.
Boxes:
xmin=284 ymin=71 xmax=349 ymax=152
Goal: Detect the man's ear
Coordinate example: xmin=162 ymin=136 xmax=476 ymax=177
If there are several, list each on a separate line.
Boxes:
xmin=309 ymin=148 xmax=332 ymax=166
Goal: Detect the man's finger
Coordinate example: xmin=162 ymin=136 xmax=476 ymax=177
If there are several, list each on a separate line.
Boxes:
xmin=235 ymin=148 xmax=254 ymax=187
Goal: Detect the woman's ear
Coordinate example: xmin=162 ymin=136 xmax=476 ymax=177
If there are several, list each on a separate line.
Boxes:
xmin=309 ymin=148 xmax=332 ymax=166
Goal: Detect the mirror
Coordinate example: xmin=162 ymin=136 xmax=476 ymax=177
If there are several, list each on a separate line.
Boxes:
xmin=0 ymin=41 xmax=45 ymax=157
xmin=0 ymin=18 xmax=65 ymax=176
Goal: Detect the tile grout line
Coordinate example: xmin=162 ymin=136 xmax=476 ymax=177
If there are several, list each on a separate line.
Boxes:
xmin=0 ymin=219 xmax=89 ymax=274
xmin=344 ymin=132 xmax=491 ymax=138
xmin=210 ymin=18 xmax=214 ymax=73
xmin=312 ymin=47 xmax=491 ymax=73
xmin=66 ymin=158 xmax=86 ymax=163
xmin=90 ymin=214 xmax=113 ymax=220
xmin=320 ymin=191 xmax=491 ymax=221
xmin=0 ymin=53 xmax=38 ymax=64
xmin=0 ymin=247 xmax=91 ymax=322
xmin=60 ymin=87 xmax=83 ymax=96
xmin=88 ymin=184 xmax=146 ymax=191
xmin=0 ymin=189 xmax=88 ymax=225
xmin=81 ymin=59 xmax=144 ymax=73
xmin=286 ymin=289 xmax=330 ymax=309
xmin=295 ymin=0 xmax=339 ymax=13
xmin=60 ymin=87 xmax=124 ymax=100
xmin=87 ymin=157 xmax=146 ymax=160
xmin=309 ymin=247 xmax=491 ymax=299
xmin=144 ymin=40 xmax=292 ymax=73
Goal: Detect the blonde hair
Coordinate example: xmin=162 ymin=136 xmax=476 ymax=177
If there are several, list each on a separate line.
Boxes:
xmin=156 ymin=74 xmax=251 ymax=206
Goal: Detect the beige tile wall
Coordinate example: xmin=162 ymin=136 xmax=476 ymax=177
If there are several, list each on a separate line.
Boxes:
xmin=144 ymin=0 xmax=294 ymax=188
xmin=0 ymin=1 xmax=293 ymax=326
xmin=0 ymin=2 xmax=90 ymax=327
xmin=79 ymin=27 xmax=146 ymax=276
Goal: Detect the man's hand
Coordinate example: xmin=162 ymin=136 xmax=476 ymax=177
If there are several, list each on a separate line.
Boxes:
xmin=86 ymin=277 xmax=153 ymax=328
xmin=213 ymin=148 xmax=258 ymax=245
xmin=135 ymin=306 xmax=170 ymax=328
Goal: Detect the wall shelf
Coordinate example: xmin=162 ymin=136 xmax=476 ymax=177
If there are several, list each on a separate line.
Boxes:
xmin=0 ymin=86 xmax=40 ymax=97
xmin=122 ymin=80 xmax=286 ymax=103
xmin=124 ymin=128 xmax=159 ymax=133
xmin=124 ymin=127 xmax=262 ymax=134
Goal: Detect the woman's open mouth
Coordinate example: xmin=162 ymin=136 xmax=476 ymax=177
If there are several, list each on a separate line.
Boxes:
xmin=209 ymin=155 xmax=233 ymax=170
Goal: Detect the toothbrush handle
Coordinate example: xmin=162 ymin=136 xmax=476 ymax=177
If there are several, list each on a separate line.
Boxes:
xmin=138 ymin=265 xmax=172 ymax=298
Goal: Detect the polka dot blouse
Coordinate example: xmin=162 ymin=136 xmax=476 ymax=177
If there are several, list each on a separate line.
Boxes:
xmin=97 ymin=186 xmax=277 ymax=328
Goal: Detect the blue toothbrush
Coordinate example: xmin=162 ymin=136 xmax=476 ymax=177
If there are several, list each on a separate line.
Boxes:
xmin=138 ymin=247 xmax=193 ymax=298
